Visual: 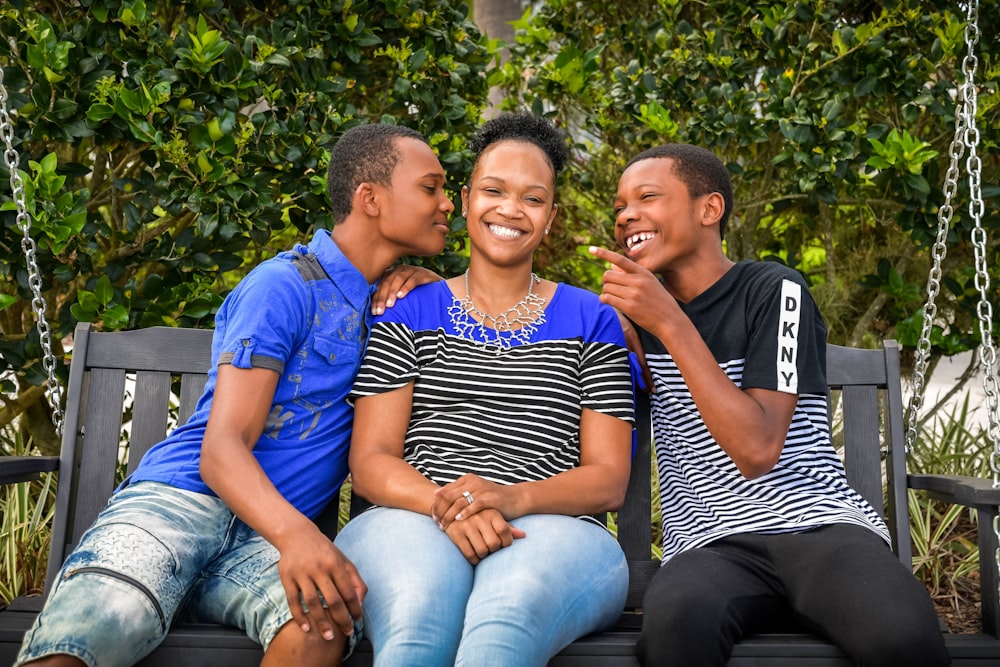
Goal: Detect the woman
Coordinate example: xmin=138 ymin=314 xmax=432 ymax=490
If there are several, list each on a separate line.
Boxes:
xmin=334 ymin=113 xmax=633 ymax=666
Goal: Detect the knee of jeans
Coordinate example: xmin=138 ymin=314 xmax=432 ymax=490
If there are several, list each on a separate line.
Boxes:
xmin=375 ymin=626 xmax=461 ymax=667
xmin=65 ymin=567 xmax=170 ymax=631
xmin=185 ymin=543 xmax=288 ymax=649
xmin=364 ymin=583 xmax=466 ymax=662
xmin=21 ymin=570 xmax=168 ymax=667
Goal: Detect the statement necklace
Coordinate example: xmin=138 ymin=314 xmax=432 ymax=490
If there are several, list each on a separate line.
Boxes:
xmin=448 ymin=271 xmax=547 ymax=352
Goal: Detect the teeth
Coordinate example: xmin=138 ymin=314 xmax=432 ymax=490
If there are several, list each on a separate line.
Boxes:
xmin=626 ymin=232 xmax=655 ymax=249
xmin=489 ymin=224 xmax=522 ymax=239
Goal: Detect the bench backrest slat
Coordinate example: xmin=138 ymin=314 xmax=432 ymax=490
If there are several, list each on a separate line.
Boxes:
xmin=129 ymin=370 xmax=173 ymax=475
xmin=179 ymin=373 xmax=208 ymax=424
xmin=840 ymin=384 xmax=884 ymax=517
xmin=620 ymin=391 xmax=654 ymax=608
xmin=75 ymin=367 xmax=129 ymax=548
xmin=827 ymin=341 xmax=911 ymax=565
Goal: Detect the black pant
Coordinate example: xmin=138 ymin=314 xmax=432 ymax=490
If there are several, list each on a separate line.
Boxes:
xmin=636 ymin=524 xmax=950 ymax=666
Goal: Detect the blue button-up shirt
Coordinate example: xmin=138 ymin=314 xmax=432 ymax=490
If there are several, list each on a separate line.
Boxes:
xmin=130 ymin=230 xmax=374 ymax=519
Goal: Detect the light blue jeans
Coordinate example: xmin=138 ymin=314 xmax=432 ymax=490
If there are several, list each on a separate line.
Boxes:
xmin=15 ymin=481 xmax=351 ymax=667
xmin=335 ymin=507 xmax=628 ymax=667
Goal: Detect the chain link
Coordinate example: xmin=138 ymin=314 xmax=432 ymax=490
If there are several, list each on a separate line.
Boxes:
xmin=0 ymin=66 xmax=65 ymax=437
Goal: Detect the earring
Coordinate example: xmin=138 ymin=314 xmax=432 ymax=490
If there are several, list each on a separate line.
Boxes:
xmin=462 ymin=209 xmax=468 ymax=216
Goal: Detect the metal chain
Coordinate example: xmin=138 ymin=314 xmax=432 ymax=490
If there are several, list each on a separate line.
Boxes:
xmin=903 ymin=96 xmax=961 ymax=454
xmin=0 ymin=66 xmax=65 ymax=437
xmin=904 ymin=0 xmax=996 ymax=460
xmin=959 ymin=3 xmax=1000 ymax=485
xmin=960 ymin=6 xmax=1000 ymax=609
xmin=904 ymin=0 xmax=999 ymax=613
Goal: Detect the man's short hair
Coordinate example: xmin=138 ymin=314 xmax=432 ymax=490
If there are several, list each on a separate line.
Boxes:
xmin=327 ymin=123 xmax=428 ymax=224
xmin=627 ymin=144 xmax=734 ymax=240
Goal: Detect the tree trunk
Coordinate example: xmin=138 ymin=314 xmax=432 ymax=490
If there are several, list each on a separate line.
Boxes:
xmin=473 ymin=0 xmax=524 ymax=113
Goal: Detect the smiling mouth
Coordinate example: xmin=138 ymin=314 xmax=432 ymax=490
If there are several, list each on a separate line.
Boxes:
xmin=624 ymin=231 xmax=656 ymax=254
xmin=488 ymin=223 xmax=524 ymax=239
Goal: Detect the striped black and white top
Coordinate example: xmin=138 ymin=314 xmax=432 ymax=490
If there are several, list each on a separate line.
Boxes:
xmin=639 ymin=261 xmax=890 ymax=562
xmin=351 ymin=281 xmax=634 ymax=486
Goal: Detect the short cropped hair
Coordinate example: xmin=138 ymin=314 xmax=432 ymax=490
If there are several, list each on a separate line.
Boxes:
xmin=627 ymin=144 xmax=734 ymax=240
xmin=469 ymin=112 xmax=569 ymax=180
xmin=327 ymin=123 xmax=428 ymax=224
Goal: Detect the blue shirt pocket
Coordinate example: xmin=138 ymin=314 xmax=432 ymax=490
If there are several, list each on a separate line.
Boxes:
xmin=302 ymin=334 xmax=363 ymax=400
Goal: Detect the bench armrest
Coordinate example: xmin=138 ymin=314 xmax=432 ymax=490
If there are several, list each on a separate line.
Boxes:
xmin=909 ymin=472 xmax=1000 ymax=638
xmin=0 ymin=456 xmax=59 ymax=486
xmin=908 ymin=473 xmax=1000 ymax=510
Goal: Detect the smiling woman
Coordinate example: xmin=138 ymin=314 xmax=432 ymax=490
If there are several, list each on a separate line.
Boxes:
xmin=334 ymin=112 xmax=635 ymax=667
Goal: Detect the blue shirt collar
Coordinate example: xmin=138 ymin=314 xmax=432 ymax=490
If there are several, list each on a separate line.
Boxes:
xmin=306 ymin=229 xmax=378 ymax=312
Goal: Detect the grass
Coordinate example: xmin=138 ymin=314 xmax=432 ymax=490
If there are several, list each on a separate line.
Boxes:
xmin=906 ymin=395 xmax=994 ymax=627
xmin=0 ymin=430 xmax=56 ymax=607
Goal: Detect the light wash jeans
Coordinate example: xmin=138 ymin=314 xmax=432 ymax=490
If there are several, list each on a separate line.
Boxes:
xmin=335 ymin=507 xmax=628 ymax=667
xmin=15 ymin=481 xmax=337 ymax=667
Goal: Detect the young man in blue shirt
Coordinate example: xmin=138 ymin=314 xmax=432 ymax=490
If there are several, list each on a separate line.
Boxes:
xmin=17 ymin=123 xmax=454 ymax=667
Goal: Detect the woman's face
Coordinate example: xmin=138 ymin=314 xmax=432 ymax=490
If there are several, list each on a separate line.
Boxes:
xmin=462 ymin=139 xmax=558 ymax=270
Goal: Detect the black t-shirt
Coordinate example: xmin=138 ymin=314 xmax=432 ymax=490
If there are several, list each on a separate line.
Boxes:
xmin=639 ymin=261 xmax=889 ymax=562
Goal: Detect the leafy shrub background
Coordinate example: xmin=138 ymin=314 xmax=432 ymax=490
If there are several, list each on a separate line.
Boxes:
xmin=1 ymin=0 xmax=495 ymax=452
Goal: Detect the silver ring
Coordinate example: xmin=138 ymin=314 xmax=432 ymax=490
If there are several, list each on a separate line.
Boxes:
xmin=463 ymin=490 xmax=474 ymax=505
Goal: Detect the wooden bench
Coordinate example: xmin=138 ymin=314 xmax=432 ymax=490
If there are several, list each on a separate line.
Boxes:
xmin=2 ymin=323 xmax=1000 ymax=665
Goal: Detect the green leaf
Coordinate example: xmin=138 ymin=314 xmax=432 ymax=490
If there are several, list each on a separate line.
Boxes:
xmin=853 ymin=75 xmax=877 ymax=97
xmin=264 ymin=54 xmax=292 ymax=67
xmin=94 ymin=275 xmax=114 ymax=306
xmin=42 ymin=66 xmax=66 ymax=84
xmin=207 ymin=118 xmax=225 ymax=141
xmin=821 ymin=99 xmax=842 ymax=121
xmin=410 ymin=48 xmax=427 ymax=70
xmin=904 ymin=172 xmax=930 ymax=194
xmin=76 ymin=290 xmax=99 ymax=312
xmin=39 ymin=153 xmax=58 ymax=175
xmin=182 ymin=296 xmax=215 ymax=318
xmin=101 ymin=305 xmax=130 ymax=329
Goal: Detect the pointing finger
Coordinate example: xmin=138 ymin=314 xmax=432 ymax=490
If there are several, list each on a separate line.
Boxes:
xmin=589 ymin=245 xmax=638 ymax=272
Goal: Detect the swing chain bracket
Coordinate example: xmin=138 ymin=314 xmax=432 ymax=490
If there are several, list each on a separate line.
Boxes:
xmin=0 ymin=66 xmax=65 ymax=437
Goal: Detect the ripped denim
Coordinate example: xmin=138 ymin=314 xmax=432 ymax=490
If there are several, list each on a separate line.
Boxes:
xmin=15 ymin=481 xmax=304 ymax=667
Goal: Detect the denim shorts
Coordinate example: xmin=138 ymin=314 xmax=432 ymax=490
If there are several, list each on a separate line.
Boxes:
xmin=16 ymin=481 xmax=359 ymax=667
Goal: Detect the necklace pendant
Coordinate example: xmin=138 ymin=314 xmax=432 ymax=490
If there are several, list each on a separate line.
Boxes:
xmin=450 ymin=270 xmax=547 ymax=352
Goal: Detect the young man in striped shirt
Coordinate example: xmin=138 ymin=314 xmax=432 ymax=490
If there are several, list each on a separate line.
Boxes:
xmin=592 ymin=144 xmax=948 ymax=666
